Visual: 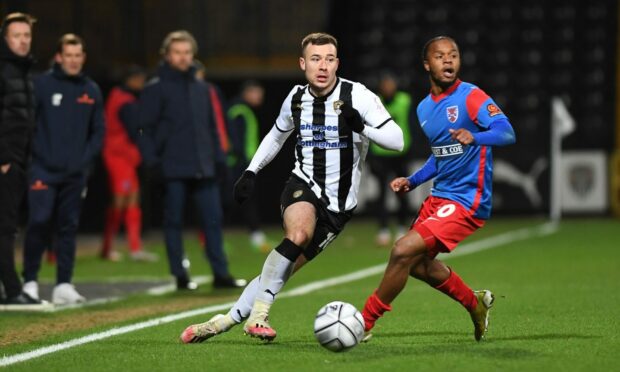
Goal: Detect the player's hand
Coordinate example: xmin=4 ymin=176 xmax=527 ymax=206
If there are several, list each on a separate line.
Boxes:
xmin=339 ymin=103 xmax=365 ymax=133
xmin=233 ymin=170 xmax=256 ymax=204
xmin=449 ymin=128 xmax=474 ymax=145
xmin=0 ymin=163 xmax=10 ymax=174
xmin=390 ymin=177 xmax=412 ymax=195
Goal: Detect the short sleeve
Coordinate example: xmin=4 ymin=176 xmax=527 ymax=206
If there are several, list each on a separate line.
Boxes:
xmin=465 ymin=88 xmax=508 ymax=129
xmin=355 ymin=85 xmax=392 ymax=128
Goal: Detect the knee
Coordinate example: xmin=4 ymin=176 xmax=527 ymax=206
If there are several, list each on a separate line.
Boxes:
xmin=286 ymin=230 xmax=311 ymax=247
xmin=390 ymin=239 xmax=417 ymax=266
xmin=28 ymin=212 xmax=52 ymax=230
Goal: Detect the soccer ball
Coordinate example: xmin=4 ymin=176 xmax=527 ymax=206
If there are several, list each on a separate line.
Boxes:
xmin=314 ymin=301 xmax=365 ymax=352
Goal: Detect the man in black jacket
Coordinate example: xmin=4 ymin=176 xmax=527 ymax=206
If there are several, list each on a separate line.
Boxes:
xmin=139 ymin=30 xmax=245 ymax=290
xmin=21 ymin=34 xmax=104 ymax=305
xmin=0 ymin=13 xmax=44 ymax=306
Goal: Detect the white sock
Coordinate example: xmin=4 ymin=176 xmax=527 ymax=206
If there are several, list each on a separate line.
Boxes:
xmin=229 ymin=276 xmax=260 ymax=323
xmin=254 ymin=250 xmax=295 ymax=306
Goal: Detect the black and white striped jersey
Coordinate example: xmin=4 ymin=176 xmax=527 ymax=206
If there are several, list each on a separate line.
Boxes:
xmin=248 ymin=77 xmax=403 ymax=213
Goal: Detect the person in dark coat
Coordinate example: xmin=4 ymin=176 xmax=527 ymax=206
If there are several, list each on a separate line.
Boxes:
xmin=21 ymin=34 xmax=104 ymax=305
xmin=0 ymin=12 xmax=44 ymax=307
xmin=139 ymin=30 xmax=245 ymax=290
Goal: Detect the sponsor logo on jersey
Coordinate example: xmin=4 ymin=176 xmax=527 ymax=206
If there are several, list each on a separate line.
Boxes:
xmin=487 ymin=103 xmax=502 ymax=117
xmin=431 ymin=143 xmax=464 ymax=158
xmin=446 ymin=105 xmax=459 ymax=123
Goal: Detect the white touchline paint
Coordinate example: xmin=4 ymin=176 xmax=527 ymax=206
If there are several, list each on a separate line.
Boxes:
xmin=0 ymin=222 xmax=557 ymax=368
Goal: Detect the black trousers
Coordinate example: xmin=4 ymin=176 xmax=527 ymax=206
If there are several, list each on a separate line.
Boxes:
xmin=0 ymin=163 xmax=27 ymax=298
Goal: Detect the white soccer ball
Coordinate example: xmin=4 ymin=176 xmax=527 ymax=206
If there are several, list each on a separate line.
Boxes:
xmin=314 ymin=301 xmax=365 ymax=352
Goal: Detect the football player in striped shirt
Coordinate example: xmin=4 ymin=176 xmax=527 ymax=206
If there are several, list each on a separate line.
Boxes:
xmin=180 ymin=32 xmax=404 ymax=343
xmin=361 ymin=36 xmax=516 ymax=342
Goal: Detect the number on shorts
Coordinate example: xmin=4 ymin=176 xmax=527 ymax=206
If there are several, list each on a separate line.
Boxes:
xmin=437 ymin=204 xmax=456 ymax=218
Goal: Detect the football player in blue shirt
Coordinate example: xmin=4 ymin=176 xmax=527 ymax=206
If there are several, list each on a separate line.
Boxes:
xmin=361 ymin=36 xmax=516 ymax=342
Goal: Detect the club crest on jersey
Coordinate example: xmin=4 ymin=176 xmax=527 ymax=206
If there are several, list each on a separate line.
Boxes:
xmin=446 ymin=105 xmax=459 ymax=123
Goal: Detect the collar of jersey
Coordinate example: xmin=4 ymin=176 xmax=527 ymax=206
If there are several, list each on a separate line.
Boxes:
xmin=430 ymin=79 xmax=462 ymax=103
xmin=308 ymin=77 xmax=340 ymax=102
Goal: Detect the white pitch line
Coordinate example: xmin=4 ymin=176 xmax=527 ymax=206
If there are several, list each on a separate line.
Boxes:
xmin=0 ymin=222 xmax=557 ymax=368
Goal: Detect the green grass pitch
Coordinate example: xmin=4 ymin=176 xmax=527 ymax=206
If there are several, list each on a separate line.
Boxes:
xmin=1 ymin=218 xmax=618 ymax=371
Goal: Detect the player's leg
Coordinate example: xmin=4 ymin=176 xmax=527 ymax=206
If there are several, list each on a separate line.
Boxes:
xmin=180 ymin=255 xmax=310 ymax=343
xmin=101 ymin=193 xmax=125 ymax=261
xmin=409 ymin=200 xmax=493 ymax=341
xmin=101 ymin=157 xmax=125 ymax=260
xmin=244 ymin=201 xmax=316 ymax=340
xmin=362 ymin=229 xmax=428 ymax=332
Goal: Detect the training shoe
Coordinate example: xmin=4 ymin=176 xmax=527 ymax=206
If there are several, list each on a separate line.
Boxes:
xmin=176 ymin=276 xmax=198 ymax=291
xmin=130 ymin=250 xmax=159 ymax=262
xmin=22 ymin=281 xmax=40 ymax=301
xmin=469 ymin=290 xmax=495 ymax=341
xmin=244 ymin=312 xmax=276 ymax=341
xmin=361 ymin=331 xmax=373 ymax=343
xmin=213 ymin=276 xmax=247 ymax=289
xmin=101 ymin=250 xmax=122 ymax=262
xmin=376 ymin=229 xmax=391 ymax=247
xmin=180 ymin=314 xmax=235 ymax=343
xmin=52 ymin=283 xmax=86 ymax=305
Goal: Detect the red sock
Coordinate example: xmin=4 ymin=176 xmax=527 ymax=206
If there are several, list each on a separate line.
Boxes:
xmin=125 ymin=206 xmax=143 ymax=253
xmin=102 ymin=207 xmax=124 ymax=256
xmin=361 ymin=291 xmax=392 ymax=332
xmin=434 ymin=270 xmax=478 ymax=312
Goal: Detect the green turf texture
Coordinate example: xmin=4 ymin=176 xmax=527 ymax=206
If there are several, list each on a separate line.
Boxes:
xmin=2 ymin=218 xmax=619 ymax=371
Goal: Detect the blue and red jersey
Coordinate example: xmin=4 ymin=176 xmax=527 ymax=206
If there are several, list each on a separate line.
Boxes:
xmin=416 ymin=79 xmax=508 ymax=219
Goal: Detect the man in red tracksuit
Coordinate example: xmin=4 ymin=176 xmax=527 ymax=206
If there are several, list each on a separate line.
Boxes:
xmin=100 ymin=66 xmax=157 ymax=262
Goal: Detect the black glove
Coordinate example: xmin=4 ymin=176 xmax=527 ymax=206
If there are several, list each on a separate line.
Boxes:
xmin=339 ymin=103 xmax=364 ymax=133
xmin=233 ymin=170 xmax=256 ymax=204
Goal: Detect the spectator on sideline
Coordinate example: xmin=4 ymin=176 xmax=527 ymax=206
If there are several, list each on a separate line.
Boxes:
xmin=22 ymin=34 xmax=105 ymax=305
xmin=369 ymin=72 xmax=414 ymax=246
xmin=0 ymin=12 xmax=44 ymax=306
xmin=138 ymin=30 xmax=245 ymax=290
xmin=227 ymin=80 xmax=271 ymax=252
xmin=100 ymin=66 xmax=158 ymax=262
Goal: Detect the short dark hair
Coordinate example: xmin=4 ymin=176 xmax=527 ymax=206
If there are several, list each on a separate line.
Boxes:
xmin=422 ymin=35 xmax=457 ymax=61
xmin=56 ymin=33 xmax=84 ymax=54
xmin=1 ymin=12 xmax=36 ymax=36
xmin=301 ymin=32 xmax=338 ymax=56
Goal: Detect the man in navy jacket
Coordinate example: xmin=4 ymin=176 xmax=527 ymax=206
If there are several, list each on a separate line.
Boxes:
xmin=22 ymin=34 xmax=104 ymax=305
xmin=139 ymin=30 xmax=245 ymax=290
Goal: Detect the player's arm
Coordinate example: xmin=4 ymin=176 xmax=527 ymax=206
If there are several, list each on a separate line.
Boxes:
xmin=361 ymin=120 xmax=404 ymax=151
xmin=391 ymin=154 xmax=437 ymax=195
xmin=342 ymin=87 xmax=404 ymax=151
xmin=233 ymin=90 xmax=296 ymax=204
xmin=449 ymin=119 xmax=515 ymax=146
xmin=451 ymin=88 xmax=516 ymax=146
xmin=246 ymin=125 xmax=293 ymax=173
